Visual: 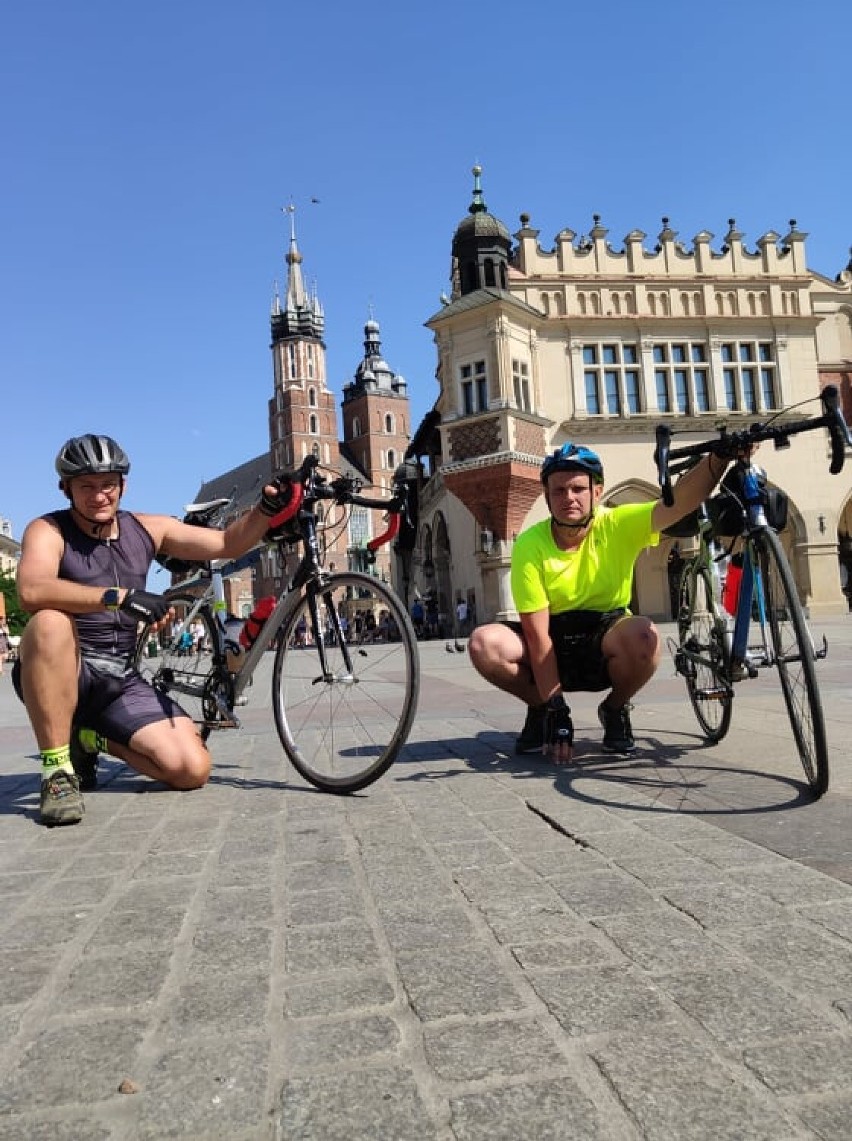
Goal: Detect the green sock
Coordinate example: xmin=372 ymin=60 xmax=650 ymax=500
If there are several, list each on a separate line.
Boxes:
xmin=41 ymin=745 xmax=74 ymax=778
xmin=77 ymin=728 xmax=107 ymax=755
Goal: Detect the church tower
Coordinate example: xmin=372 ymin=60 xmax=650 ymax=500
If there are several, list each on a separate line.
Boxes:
xmin=341 ymin=316 xmax=410 ymax=480
xmin=268 ymin=207 xmax=340 ymax=476
xmin=340 ymin=316 xmax=411 ymax=581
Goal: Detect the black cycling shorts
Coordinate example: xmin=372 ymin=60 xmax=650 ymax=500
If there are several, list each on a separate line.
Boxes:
xmin=12 ymin=656 xmax=190 ymax=747
xmin=505 ymin=608 xmax=628 ymax=693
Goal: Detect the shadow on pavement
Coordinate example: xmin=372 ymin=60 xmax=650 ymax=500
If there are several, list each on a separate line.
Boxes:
xmin=393 ymin=730 xmax=818 ymax=816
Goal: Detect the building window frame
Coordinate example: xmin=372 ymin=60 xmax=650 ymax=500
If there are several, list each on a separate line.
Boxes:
xmin=460 ymin=359 xmax=488 ymax=415
xmin=512 ymin=358 xmax=531 ymax=411
xmin=582 ymin=342 xmax=641 ymax=416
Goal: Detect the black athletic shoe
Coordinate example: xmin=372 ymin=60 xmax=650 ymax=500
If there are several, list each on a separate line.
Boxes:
xmin=70 ymin=730 xmax=99 ymax=792
xmin=515 ymin=704 xmax=547 ymax=754
xmin=597 ymin=700 xmax=636 ymax=753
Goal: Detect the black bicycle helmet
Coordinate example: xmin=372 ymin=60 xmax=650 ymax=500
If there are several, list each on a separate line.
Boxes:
xmin=55 ymin=434 xmax=131 ymax=480
xmin=541 ymin=442 xmax=604 ymax=485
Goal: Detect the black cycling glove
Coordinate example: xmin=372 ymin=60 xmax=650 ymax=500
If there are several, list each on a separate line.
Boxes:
xmin=543 ymin=694 xmax=574 ymax=749
xmin=120 ymin=589 xmax=173 ymax=624
xmin=259 ymin=476 xmax=296 ymax=517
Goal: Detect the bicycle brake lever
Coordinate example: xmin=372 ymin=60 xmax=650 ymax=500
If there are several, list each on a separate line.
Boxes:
xmin=821 ymin=384 xmax=852 ymax=474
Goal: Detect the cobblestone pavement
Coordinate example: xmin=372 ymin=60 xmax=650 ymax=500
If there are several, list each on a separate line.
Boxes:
xmin=2 ymin=620 xmax=852 ymax=1139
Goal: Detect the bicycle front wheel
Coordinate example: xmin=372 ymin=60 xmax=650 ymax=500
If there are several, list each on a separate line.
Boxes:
xmin=133 ymin=595 xmax=226 ymax=742
xmin=677 ymin=563 xmax=733 ymax=743
xmin=754 ymin=528 xmax=829 ymax=796
xmin=272 ymin=572 xmax=419 ymax=793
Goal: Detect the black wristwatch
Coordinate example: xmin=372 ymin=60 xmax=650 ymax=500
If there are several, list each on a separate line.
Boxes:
xmin=102 ymin=587 xmax=121 ymax=611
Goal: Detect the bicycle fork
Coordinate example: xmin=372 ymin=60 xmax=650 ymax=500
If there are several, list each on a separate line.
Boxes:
xmin=310 ymin=588 xmax=357 ymax=686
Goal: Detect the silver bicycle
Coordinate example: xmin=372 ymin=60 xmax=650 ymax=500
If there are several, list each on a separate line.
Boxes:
xmin=133 ymin=456 xmax=420 ymax=794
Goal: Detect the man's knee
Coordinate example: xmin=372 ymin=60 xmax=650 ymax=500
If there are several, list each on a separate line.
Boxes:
xmin=129 ymin=720 xmax=212 ymax=789
xmin=21 ymin=609 xmax=77 ymax=660
xmin=468 ymin=623 xmax=505 ymax=670
xmin=607 ymin=616 xmax=661 ymax=669
xmin=173 ymin=747 xmax=212 ymax=790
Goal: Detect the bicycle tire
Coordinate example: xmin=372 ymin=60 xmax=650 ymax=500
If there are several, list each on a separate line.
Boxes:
xmin=133 ymin=595 xmax=227 ymax=742
xmin=754 ymin=528 xmax=829 ymax=796
xmin=676 ymin=562 xmax=733 ymax=743
xmin=272 ymin=572 xmax=419 ymax=793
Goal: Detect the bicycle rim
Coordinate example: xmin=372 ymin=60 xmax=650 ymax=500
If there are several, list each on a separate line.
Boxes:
xmin=755 ymin=529 xmax=829 ymax=796
xmin=133 ymin=594 xmax=223 ymax=741
xmin=272 ymin=572 xmax=419 ymax=793
xmin=677 ymin=564 xmax=733 ymax=743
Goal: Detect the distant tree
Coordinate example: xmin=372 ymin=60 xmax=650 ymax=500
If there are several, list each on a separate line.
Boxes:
xmin=0 ymin=568 xmax=27 ymax=635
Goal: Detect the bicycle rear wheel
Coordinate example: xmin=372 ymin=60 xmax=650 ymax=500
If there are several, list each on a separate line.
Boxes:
xmin=133 ymin=595 xmax=228 ymax=742
xmin=272 ymin=572 xmax=419 ymax=793
xmin=754 ymin=528 xmax=829 ymax=796
xmin=676 ymin=563 xmax=733 ymax=743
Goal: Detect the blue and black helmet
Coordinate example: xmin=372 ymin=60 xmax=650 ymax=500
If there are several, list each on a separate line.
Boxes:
xmin=541 ymin=442 xmax=604 ymax=486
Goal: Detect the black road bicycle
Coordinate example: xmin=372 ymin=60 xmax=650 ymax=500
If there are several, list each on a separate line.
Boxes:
xmin=655 ymin=385 xmax=852 ymax=797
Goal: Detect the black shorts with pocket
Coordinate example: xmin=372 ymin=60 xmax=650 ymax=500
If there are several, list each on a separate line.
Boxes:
xmin=506 ymin=608 xmax=628 ymax=693
xmin=13 ymin=652 xmax=190 ymax=747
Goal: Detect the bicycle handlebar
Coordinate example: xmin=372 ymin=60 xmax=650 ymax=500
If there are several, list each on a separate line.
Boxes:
xmin=654 ymin=385 xmax=852 ymax=506
xmin=268 ymin=454 xmax=418 ymax=551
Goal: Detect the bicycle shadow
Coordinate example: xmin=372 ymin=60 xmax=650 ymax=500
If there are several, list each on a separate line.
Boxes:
xmin=392 ymin=729 xmax=818 ymax=815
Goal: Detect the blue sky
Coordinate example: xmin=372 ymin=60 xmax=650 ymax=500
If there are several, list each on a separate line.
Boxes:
xmin=3 ymin=0 xmax=850 ymax=540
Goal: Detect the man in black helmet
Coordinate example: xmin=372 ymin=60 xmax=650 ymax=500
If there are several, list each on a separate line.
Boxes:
xmin=468 ymin=441 xmax=732 ymax=763
xmin=15 ymin=433 xmax=295 ymax=826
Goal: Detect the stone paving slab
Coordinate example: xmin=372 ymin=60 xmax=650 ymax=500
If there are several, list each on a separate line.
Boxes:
xmin=2 ymin=622 xmax=852 ymax=1137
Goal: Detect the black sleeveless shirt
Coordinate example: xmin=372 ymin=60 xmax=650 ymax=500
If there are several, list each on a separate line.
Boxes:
xmin=45 ymin=509 xmax=156 ymax=658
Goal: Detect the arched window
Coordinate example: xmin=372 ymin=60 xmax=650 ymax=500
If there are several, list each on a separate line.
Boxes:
xmin=312 ymin=442 xmax=320 ymax=459
xmin=308 ymin=387 xmax=317 ymax=407
xmin=309 ymin=413 xmax=318 ymax=434
xmin=387 ymin=449 xmax=396 ymax=469
xmin=352 ymin=416 xmax=361 ymax=437
xmin=384 ymin=412 xmax=393 ymax=433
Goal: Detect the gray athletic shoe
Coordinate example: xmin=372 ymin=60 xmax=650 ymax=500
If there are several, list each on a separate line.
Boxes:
xmin=40 ymin=770 xmax=84 ymax=826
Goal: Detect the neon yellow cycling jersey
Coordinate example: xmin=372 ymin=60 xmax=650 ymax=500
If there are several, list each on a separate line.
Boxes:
xmin=511 ymin=502 xmax=659 ymax=615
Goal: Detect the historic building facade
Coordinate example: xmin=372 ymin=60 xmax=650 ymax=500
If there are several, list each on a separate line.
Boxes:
xmin=408 ymin=168 xmax=852 ymax=624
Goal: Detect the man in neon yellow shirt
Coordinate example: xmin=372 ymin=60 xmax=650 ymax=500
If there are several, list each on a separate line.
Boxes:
xmin=468 ymin=442 xmax=732 ymax=761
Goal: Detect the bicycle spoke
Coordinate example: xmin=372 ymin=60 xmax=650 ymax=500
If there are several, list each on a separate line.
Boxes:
xmin=133 ymin=595 xmax=225 ymax=741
